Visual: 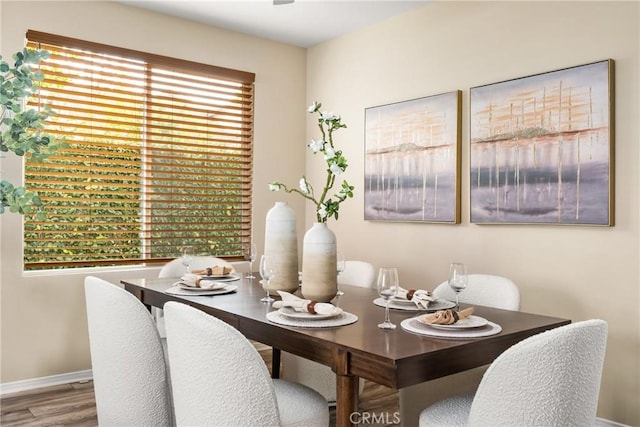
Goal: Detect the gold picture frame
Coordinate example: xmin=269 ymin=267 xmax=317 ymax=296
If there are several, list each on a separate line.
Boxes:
xmin=364 ymin=91 xmax=462 ymax=223
xmin=470 ymin=60 xmax=615 ymax=225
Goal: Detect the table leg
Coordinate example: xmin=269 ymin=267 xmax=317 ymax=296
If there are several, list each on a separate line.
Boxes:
xmin=335 ymin=347 xmax=358 ymax=427
xmin=271 ymin=348 xmax=281 ymax=379
xmin=336 ymin=374 xmax=359 ymax=427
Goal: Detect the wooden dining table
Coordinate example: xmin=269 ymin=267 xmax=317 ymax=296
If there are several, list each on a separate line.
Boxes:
xmin=121 ymin=276 xmax=570 ymax=427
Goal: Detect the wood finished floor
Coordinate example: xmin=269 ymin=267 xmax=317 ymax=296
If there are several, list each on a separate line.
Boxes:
xmin=1 ymin=345 xmax=399 ymax=427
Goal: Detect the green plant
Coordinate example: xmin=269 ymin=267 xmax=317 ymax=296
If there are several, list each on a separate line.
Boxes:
xmin=1 ymin=48 xmax=61 ymax=219
xmin=269 ymin=101 xmax=354 ymax=222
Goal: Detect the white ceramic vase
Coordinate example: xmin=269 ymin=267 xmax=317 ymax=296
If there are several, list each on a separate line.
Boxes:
xmin=264 ymin=202 xmax=299 ymax=295
xmin=301 ymin=222 xmax=337 ymax=302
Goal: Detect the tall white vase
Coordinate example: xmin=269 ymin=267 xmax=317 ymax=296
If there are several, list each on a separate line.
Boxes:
xmin=301 ymin=222 xmax=337 ymax=302
xmin=264 ymin=202 xmax=299 ymax=295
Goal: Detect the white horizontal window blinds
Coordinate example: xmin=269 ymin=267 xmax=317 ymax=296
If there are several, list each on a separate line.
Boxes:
xmin=23 ymin=31 xmax=255 ymax=270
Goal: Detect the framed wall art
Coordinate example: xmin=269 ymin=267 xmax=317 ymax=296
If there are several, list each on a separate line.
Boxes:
xmin=470 ymin=59 xmax=614 ymax=225
xmin=364 ymin=91 xmax=462 ymax=223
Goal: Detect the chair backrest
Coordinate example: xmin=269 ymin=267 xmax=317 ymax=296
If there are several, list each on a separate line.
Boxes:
xmin=158 ymin=256 xmax=232 ymax=278
xmin=338 ymin=260 xmax=376 ymax=288
xmin=469 ymin=319 xmax=607 ymax=426
xmin=229 ymin=260 xmax=250 ymax=274
xmin=433 ymin=274 xmax=520 ymax=310
xmin=84 ymin=276 xmax=173 ymax=426
xmin=163 ymin=301 xmax=280 ymax=426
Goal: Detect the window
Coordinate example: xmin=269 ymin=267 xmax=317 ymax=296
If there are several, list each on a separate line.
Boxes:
xmin=23 ymin=31 xmax=255 ymax=270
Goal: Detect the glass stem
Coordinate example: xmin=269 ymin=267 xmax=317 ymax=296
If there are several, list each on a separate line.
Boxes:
xmin=385 ymin=300 xmax=391 ymax=324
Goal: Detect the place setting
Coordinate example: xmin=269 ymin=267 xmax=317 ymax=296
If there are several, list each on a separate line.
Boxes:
xmin=373 ymin=288 xmax=455 ymax=312
xmin=373 ymin=266 xmax=456 ymax=317
xmin=266 ymin=290 xmax=358 ymax=328
xmin=165 ymin=269 xmax=239 ymax=296
xmin=400 ymin=263 xmax=501 ymax=338
xmin=400 ymin=307 xmax=502 ymax=339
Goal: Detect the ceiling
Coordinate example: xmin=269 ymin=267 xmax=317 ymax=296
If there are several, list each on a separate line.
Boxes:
xmin=117 ymin=0 xmax=432 ymax=48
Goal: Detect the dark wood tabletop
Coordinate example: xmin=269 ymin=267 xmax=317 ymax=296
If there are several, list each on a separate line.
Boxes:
xmin=121 ymin=276 xmax=570 ymax=427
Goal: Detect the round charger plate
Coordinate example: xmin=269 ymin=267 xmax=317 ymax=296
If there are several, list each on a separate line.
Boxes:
xmin=374 ymin=298 xmax=456 ymax=312
xmin=179 ymin=282 xmax=226 ymax=291
xmin=401 ymin=317 xmax=502 ymax=339
xmin=166 ymin=284 xmax=238 ymax=296
xmin=279 ymin=306 xmax=343 ymax=320
xmin=266 ymin=310 xmax=358 ymax=328
xmin=194 ymin=274 xmax=240 ymax=282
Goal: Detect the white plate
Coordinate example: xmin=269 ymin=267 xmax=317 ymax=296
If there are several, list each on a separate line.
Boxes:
xmin=165 ymin=284 xmax=238 ymax=296
xmin=200 ymin=273 xmax=234 ymax=279
xmin=418 ymin=315 xmax=489 ymax=330
xmin=184 ymin=274 xmax=240 ymax=282
xmin=278 ymin=306 xmax=343 ymax=320
xmin=179 ymin=282 xmax=226 ymax=291
xmin=421 ymin=299 xmax=456 ymax=311
xmin=391 ymin=296 xmax=417 ymax=306
xmin=401 ymin=317 xmax=502 ymax=339
xmin=374 ymin=298 xmax=456 ymax=312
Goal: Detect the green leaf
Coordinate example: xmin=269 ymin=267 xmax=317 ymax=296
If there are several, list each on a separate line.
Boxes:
xmin=1 ymin=49 xmax=60 ymax=217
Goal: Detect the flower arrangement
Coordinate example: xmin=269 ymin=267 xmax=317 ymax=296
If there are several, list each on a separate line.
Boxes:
xmin=269 ymin=101 xmax=354 ymax=223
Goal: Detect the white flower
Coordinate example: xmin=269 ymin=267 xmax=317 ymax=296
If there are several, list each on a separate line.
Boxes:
xmin=324 ymin=146 xmax=336 ymax=160
xmin=308 ymin=101 xmax=320 ymax=113
xmin=318 ymin=205 xmax=328 ymax=219
xmin=268 ymin=102 xmax=351 ymax=223
xmin=299 ymin=178 xmax=309 ymax=194
xmin=309 ymin=138 xmax=324 ymax=153
xmin=330 ymin=162 xmax=344 ymax=175
xmin=321 ymin=111 xmax=338 ymax=121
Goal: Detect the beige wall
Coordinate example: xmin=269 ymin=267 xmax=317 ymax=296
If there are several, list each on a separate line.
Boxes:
xmin=1 ymin=0 xmax=638 ymax=425
xmin=0 ymin=0 xmax=307 ymax=383
xmin=305 ymin=1 xmax=639 ymax=425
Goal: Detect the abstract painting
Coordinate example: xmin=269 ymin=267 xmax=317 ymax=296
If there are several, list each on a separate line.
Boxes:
xmin=364 ymin=91 xmax=461 ymax=223
xmin=470 ymin=60 xmax=614 ymax=225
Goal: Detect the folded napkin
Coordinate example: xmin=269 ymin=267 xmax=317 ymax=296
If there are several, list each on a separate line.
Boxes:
xmin=272 ymin=291 xmax=340 ymax=315
xmin=419 ymin=307 xmax=474 ymax=325
xmin=396 ymin=287 xmax=437 ymax=309
xmin=176 ymin=273 xmax=225 ymax=290
xmin=192 ymin=265 xmax=234 ymax=276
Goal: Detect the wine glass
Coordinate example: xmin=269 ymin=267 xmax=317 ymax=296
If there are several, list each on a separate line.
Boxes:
xmin=377 ymin=267 xmax=399 ymax=330
xmin=259 ymin=254 xmax=275 ymax=303
xmin=336 ymin=252 xmax=345 ymax=296
xmin=448 ymin=262 xmax=467 ymax=310
xmin=246 ymin=242 xmax=257 ymax=279
xmin=181 ymin=246 xmax=194 ymax=273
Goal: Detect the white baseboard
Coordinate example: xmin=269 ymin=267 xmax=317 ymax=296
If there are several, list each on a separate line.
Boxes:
xmin=0 ymin=369 xmax=93 ymax=396
xmin=595 ymin=417 xmax=630 ymax=427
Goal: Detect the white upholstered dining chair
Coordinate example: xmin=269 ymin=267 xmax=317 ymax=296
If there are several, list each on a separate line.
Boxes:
xmin=84 ymin=276 xmax=174 ymax=426
xmin=163 ymin=301 xmax=329 ymax=427
xmin=399 ymin=273 xmax=521 ymax=425
xmin=158 ymin=255 xmax=232 ymax=278
xmin=155 ymin=255 xmax=234 ymax=337
xmin=419 ymin=319 xmax=608 ymax=427
xmin=337 ymin=260 xmax=377 ymax=288
xmin=281 ymin=260 xmax=376 ymax=403
xmin=432 ymin=273 xmax=520 ymax=311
